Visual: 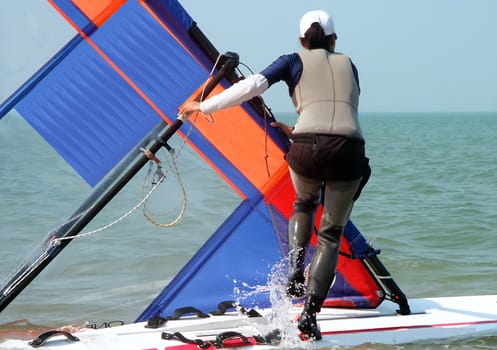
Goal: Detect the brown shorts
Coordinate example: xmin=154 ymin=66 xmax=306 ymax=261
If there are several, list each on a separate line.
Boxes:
xmin=287 ymin=133 xmax=366 ymax=181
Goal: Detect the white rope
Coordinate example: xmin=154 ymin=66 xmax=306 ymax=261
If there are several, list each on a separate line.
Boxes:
xmin=52 ymin=171 xmax=166 ymax=245
xmin=196 ymin=52 xmax=225 ymax=124
xmin=142 ymin=148 xmax=188 ymax=227
xmin=51 ymin=142 xmax=194 ymax=242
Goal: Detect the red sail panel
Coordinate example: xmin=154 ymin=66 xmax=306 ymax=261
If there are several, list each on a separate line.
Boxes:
xmin=70 ymin=0 xmax=126 ymax=26
xmin=181 ymin=85 xmax=286 ymax=199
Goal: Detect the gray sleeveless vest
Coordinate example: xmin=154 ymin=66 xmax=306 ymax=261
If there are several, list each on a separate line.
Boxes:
xmin=292 ymin=49 xmax=363 ymax=140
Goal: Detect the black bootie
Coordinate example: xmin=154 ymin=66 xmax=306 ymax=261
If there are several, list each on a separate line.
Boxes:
xmin=298 ymin=295 xmax=324 ymax=340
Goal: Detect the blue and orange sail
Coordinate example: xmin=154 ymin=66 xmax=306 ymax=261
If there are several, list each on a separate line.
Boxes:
xmin=0 ymin=0 xmax=387 ymax=319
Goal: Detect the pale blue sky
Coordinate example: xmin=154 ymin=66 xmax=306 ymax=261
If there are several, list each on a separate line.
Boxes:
xmin=1 ymin=1 xmax=496 ymax=113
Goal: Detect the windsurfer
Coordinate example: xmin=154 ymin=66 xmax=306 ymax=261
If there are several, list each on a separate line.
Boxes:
xmin=179 ymin=9 xmax=368 ymax=341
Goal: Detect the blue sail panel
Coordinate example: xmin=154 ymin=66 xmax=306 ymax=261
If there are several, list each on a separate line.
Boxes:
xmin=15 ymin=1 xmax=208 ymax=186
xmin=137 ymin=196 xmax=286 ymax=319
xmin=16 ymin=43 xmax=159 ymax=186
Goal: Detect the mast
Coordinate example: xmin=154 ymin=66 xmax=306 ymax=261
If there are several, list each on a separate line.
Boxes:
xmin=0 ymin=53 xmax=240 ymax=314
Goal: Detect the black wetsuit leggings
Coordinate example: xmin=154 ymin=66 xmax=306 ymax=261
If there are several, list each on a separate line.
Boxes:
xmin=289 ymin=167 xmax=361 ymax=299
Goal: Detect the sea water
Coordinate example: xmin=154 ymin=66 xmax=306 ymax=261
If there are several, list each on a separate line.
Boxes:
xmin=1 ymin=111 xmax=497 ymax=349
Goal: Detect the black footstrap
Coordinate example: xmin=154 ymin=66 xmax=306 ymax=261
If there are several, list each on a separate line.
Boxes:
xmin=244 ymin=308 xmax=262 ymax=318
xmin=210 ymin=300 xmax=262 ymax=318
xmin=212 ymin=331 xmax=251 ymax=347
xmin=209 ymin=300 xmax=237 ymax=315
xmin=162 ymin=331 xmax=210 ymax=349
xmin=254 ymin=329 xmax=281 ymax=345
xmin=145 ymin=315 xmax=168 ymax=329
xmin=162 ymin=331 xmax=253 ymax=349
xmin=170 ymin=306 xmax=210 ymax=320
xmin=29 ymin=330 xmax=79 ymax=348
xmin=146 ymin=306 xmax=210 ymax=329
xmin=146 ymin=300 xmax=264 ymax=329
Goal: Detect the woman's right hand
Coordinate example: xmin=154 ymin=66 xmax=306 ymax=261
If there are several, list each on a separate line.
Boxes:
xmin=270 ymin=121 xmax=294 ymax=139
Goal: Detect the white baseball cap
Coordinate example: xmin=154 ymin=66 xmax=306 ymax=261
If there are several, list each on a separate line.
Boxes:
xmin=299 ymin=10 xmax=335 ymax=37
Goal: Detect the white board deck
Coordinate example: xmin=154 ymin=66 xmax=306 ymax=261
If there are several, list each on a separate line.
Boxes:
xmin=3 ymin=295 xmax=497 ymax=349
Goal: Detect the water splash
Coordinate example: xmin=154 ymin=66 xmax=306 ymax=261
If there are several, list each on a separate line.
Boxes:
xmin=233 ymin=259 xmax=314 ymax=349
